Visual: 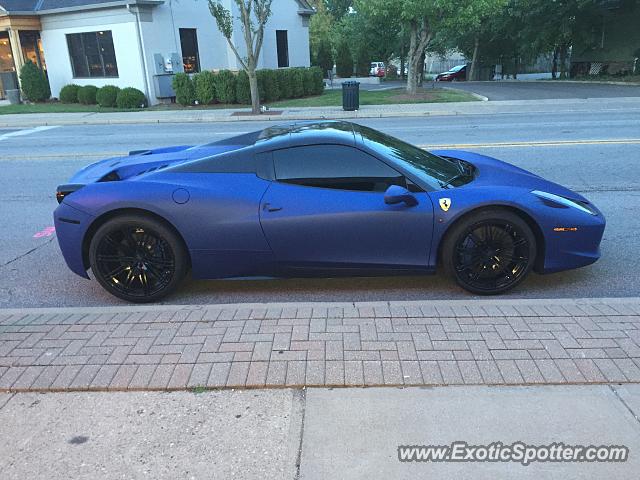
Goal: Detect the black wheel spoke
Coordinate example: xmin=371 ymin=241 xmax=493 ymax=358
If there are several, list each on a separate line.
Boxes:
xmin=106 ymin=264 xmax=129 ymax=278
xmin=98 ymin=254 xmax=135 ymax=263
xmin=146 ymin=256 xmax=174 ymax=267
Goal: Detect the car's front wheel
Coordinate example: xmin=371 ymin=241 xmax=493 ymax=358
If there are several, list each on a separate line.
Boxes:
xmin=442 ymin=209 xmax=536 ymax=295
xmin=89 ymin=214 xmax=188 ymax=303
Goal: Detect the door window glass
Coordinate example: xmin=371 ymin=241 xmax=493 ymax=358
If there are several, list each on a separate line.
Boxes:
xmin=273 ymin=145 xmax=406 ymax=192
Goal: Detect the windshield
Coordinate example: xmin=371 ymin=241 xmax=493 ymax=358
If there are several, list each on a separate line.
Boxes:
xmin=450 ymin=65 xmax=465 ymax=72
xmin=356 ymin=125 xmax=472 ymax=190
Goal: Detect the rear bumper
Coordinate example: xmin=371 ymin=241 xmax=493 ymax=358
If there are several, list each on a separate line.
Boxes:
xmin=53 ymin=202 xmax=94 ymax=279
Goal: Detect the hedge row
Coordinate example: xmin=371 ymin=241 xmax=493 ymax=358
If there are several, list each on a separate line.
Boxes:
xmin=58 ymin=84 xmax=147 ymax=109
xmin=172 ymin=67 xmax=324 ymax=106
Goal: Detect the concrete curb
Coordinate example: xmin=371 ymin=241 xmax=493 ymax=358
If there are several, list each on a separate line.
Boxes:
xmin=2 ymin=96 xmax=640 ymax=128
xmin=1 ymin=296 xmax=639 ymax=316
xmin=440 ymin=86 xmax=489 ymax=101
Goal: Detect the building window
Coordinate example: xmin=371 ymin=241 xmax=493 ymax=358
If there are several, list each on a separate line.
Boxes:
xmin=0 ymin=32 xmax=14 ymax=73
xmin=19 ymin=31 xmax=46 ymax=70
xmin=179 ymin=29 xmax=200 ymax=73
xmin=66 ymin=31 xmax=118 ymax=78
xmin=276 ymin=30 xmax=289 ymax=68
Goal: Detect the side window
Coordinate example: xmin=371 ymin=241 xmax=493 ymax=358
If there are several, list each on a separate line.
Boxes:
xmin=273 ymin=145 xmax=406 ymax=192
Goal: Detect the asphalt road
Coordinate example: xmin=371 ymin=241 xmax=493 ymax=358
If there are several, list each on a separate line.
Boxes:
xmin=444 ymin=81 xmax=640 ymax=100
xmin=1 ymin=108 xmax=639 ymax=307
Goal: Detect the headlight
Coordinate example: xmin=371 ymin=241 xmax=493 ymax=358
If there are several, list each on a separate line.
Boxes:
xmin=531 ymin=190 xmax=598 ymax=216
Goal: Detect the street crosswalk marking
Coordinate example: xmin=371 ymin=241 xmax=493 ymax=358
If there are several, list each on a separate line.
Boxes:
xmin=0 ymin=125 xmax=59 ymax=142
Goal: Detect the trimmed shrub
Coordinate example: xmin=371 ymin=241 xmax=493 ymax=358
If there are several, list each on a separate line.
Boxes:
xmin=96 ymin=85 xmax=120 ymax=108
xmin=215 ymin=69 xmax=236 ymax=104
xmin=276 ymin=68 xmax=292 ymax=99
xmin=256 ymin=69 xmax=268 ymax=102
xmin=262 ymin=69 xmax=280 ymax=102
xmin=354 ymin=48 xmax=370 ymax=77
xmin=308 ymin=66 xmax=324 ymax=95
xmin=194 ymin=70 xmax=216 ymax=105
xmin=235 ymin=70 xmax=251 ymax=104
xmin=59 ymin=84 xmax=80 ymax=103
xmin=19 ymin=60 xmax=50 ymax=102
xmin=313 ymin=40 xmax=333 ymax=77
xmin=77 ymin=85 xmax=98 ymax=105
xmin=335 ymin=41 xmax=353 ymax=78
xmin=290 ymin=68 xmax=305 ymax=98
xmin=172 ymin=72 xmax=195 ymax=106
xmin=116 ymin=87 xmax=147 ymax=109
xmin=302 ymin=68 xmax=315 ymax=96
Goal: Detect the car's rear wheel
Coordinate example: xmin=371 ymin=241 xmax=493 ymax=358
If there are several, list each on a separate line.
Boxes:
xmin=442 ymin=209 xmax=536 ymax=295
xmin=89 ymin=214 xmax=188 ymax=303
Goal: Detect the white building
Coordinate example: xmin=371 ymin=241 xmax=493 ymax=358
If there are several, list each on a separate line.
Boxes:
xmin=0 ymin=0 xmax=313 ymax=104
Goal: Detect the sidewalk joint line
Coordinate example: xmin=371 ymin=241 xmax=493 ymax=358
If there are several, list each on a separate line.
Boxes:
xmin=609 ymin=384 xmax=640 ymax=425
xmin=293 ymin=389 xmax=306 ymax=480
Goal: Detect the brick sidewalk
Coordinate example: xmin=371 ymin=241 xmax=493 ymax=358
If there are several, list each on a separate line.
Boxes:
xmin=1 ymin=298 xmax=640 ymax=392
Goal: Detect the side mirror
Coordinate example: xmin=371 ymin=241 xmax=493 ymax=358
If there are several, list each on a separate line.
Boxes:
xmin=384 ymin=185 xmax=418 ymax=207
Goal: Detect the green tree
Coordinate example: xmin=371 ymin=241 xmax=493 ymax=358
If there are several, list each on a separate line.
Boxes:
xmin=314 ymin=40 xmax=334 ymax=76
xmin=309 ymin=0 xmax=334 ymax=75
xmin=362 ymin=0 xmax=457 ymax=94
xmin=209 ymin=0 xmax=272 ymax=114
xmin=324 ymin=0 xmax=352 ymax=19
xmin=517 ymin=0 xmax=600 ymax=79
xmin=335 ymin=38 xmax=353 ymax=77
xmin=352 ymin=0 xmax=410 ymax=80
xmin=440 ymin=0 xmax=507 ymax=81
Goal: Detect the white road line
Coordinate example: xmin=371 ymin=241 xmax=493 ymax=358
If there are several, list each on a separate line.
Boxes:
xmin=0 ymin=125 xmax=60 ymax=142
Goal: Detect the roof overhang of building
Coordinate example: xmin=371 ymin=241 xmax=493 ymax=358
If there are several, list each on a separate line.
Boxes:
xmin=0 ymin=0 xmax=163 ymax=17
xmin=0 ymin=14 xmax=41 ymax=29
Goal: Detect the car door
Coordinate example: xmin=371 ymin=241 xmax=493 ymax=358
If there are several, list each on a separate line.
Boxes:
xmin=259 ymin=144 xmax=434 ymax=271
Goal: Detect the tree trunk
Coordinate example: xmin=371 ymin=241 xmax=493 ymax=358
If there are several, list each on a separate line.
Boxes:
xmin=513 ymin=54 xmax=519 ymax=80
xmin=406 ymin=19 xmax=432 ymax=95
xmin=559 ymin=43 xmax=568 ymax=79
xmin=248 ymin=69 xmax=260 ymax=114
xmin=551 ymin=46 xmax=559 ymax=79
xmin=417 ymin=51 xmax=426 ymax=86
xmin=469 ymin=35 xmax=480 ymax=81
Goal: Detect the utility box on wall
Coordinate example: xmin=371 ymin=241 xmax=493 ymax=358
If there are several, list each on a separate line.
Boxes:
xmin=154 ymin=74 xmax=175 ymax=98
xmin=152 ymin=52 xmax=183 ymax=99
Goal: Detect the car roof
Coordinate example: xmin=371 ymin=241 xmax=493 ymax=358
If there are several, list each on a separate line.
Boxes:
xmin=254 ymin=121 xmax=357 ymax=151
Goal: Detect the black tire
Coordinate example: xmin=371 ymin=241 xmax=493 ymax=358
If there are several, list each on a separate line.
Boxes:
xmin=89 ymin=214 xmax=188 ymax=303
xmin=442 ymin=209 xmax=536 ymax=295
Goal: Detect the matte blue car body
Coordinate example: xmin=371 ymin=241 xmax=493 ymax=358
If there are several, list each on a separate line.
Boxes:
xmin=54 ymin=121 xmax=605 ymax=285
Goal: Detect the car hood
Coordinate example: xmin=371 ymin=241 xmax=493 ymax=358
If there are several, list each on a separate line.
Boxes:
xmin=67 ymin=143 xmax=246 ymax=184
xmin=431 ymin=149 xmax=589 ymax=202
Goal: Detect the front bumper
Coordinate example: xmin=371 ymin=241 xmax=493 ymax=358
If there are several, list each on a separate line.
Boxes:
xmin=53 ymin=202 xmax=95 ymax=279
xmin=540 ymin=211 xmax=606 ymax=274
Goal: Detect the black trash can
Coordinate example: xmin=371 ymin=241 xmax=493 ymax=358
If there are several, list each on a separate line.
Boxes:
xmin=342 ymin=81 xmax=360 ymax=111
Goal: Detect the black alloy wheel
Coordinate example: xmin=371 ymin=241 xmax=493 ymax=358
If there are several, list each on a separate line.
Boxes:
xmin=442 ymin=209 xmax=536 ymax=295
xmin=89 ymin=214 xmax=188 ymax=303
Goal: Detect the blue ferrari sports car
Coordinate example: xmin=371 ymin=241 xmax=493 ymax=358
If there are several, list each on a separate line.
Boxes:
xmin=54 ymin=121 xmax=605 ymax=302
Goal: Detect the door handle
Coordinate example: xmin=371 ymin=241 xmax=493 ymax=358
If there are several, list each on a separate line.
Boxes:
xmin=263 ymin=203 xmax=283 ymax=212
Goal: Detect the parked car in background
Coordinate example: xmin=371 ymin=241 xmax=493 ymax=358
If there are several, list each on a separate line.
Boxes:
xmin=370 ymin=62 xmax=386 ymax=77
xmin=435 ymin=64 xmax=467 ymax=81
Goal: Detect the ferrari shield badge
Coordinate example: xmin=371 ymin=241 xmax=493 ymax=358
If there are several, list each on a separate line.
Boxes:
xmin=439 ymin=198 xmax=452 ymax=212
